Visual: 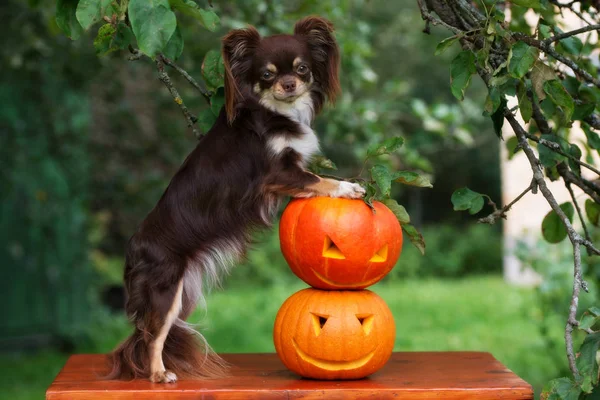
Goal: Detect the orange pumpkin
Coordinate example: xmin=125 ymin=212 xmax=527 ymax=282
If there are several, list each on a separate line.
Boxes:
xmin=273 ymin=288 xmax=395 ymax=380
xmin=279 ymin=197 xmax=402 ymax=290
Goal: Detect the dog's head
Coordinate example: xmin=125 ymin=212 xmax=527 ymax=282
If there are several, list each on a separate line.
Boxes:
xmin=222 ymin=16 xmax=340 ymax=123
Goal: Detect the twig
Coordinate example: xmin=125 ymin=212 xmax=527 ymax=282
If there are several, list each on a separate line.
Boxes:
xmin=155 ymin=56 xmax=202 ymax=139
xmin=478 ymin=182 xmax=533 ymax=224
xmin=524 ymin=132 xmax=600 ymax=177
xmin=566 ymin=182 xmax=594 ymax=258
xmin=159 ymin=54 xmax=212 ymax=105
xmin=566 ymin=241 xmax=583 ymax=379
xmin=557 ymin=164 xmax=600 ymax=205
xmin=514 ymin=33 xmax=600 ymax=88
xmin=506 ymin=111 xmax=581 ymax=378
xmin=543 ymin=24 xmax=600 ymax=44
xmin=506 ymin=110 xmax=600 ymax=379
xmin=417 ymin=0 xmax=464 ymax=35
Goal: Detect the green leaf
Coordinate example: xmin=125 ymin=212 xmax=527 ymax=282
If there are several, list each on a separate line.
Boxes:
xmin=577 ymin=332 xmax=600 ymax=393
xmin=310 ymin=155 xmax=337 ymax=171
xmin=508 ymin=0 xmax=542 ymax=9
xmin=163 ymin=25 xmax=184 ymax=60
xmin=435 ymin=35 xmax=460 ymax=56
xmin=506 ymin=136 xmax=520 ymax=160
xmin=197 ymin=108 xmax=216 ymax=133
xmin=93 ymin=23 xmax=117 ymax=55
xmin=484 ymin=86 xmax=502 ymax=116
xmin=541 ymin=202 xmax=574 ymax=243
xmin=450 ymin=51 xmax=476 ymax=101
xmin=541 ymin=377 xmax=582 ymax=400
xmin=76 ymin=0 xmax=118 ymax=30
xmin=93 ymin=22 xmax=134 ymax=56
xmin=585 ymin=199 xmax=600 ymax=227
xmin=508 ymin=41 xmax=539 ymax=79
xmin=363 ymin=183 xmax=377 ymax=209
xmin=381 ymin=198 xmax=410 ymax=225
xmin=392 ymin=171 xmax=433 ymax=188
xmin=169 ymin=0 xmax=220 ymax=31
xmin=567 ymin=144 xmax=582 ymax=176
xmin=112 ymin=22 xmax=135 ymax=50
xmin=202 ymin=50 xmax=225 ymax=90
xmin=210 ymin=87 xmax=225 ymax=116
xmin=583 ymin=124 xmax=600 ymax=150
xmin=491 ymin=96 xmax=507 ymax=138
xmin=531 ymin=61 xmax=556 ymax=101
xmin=371 ymin=164 xmax=393 ymax=197
xmin=579 ymin=307 xmax=600 ymax=330
xmin=544 ymin=80 xmax=575 ymax=122
xmin=56 ymin=0 xmax=84 ymax=40
xmin=367 ymin=137 xmax=405 ymax=158
xmin=451 ymin=187 xmax=485 ymax=215
xmin=128 ymin=0 xmax=177 ymax=58
xmin=516 ymin=81 xmax=533 ymax=123
xmin=538 ymin=23 xmax=552 ymax=40
xmin=554 ymin=27 xmax=583 ymax=56
xmin=538 ymin=134 xmax=568 ymax=168
xmin=573 ymin=103 xmax=595 ymax=122
xmin=402 ymin=224 xmax=426 ymax=255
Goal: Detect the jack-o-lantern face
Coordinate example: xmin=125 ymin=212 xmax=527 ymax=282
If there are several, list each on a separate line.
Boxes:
xmin=279 ymin=198 xmax=402 ymax=290
xmin=273 ymin=288 xmax=395 ymax=380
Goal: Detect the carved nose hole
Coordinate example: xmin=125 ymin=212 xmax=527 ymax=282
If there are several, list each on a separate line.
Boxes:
xmin=369 ymin=245 xmax=388 ymax=262
xmin=311 ymin=313 xmax=329 ymax=336
xmin=323 ymin=236 xmax=345 ymax=259
xmin=356 ymin=314 xmax=374 ymax=335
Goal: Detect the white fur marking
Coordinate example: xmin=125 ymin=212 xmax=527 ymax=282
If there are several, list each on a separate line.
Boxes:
xmin=330 ymin=181 xmax=366 ymax=199
xmin=261 ymin=91 xmax=320 ymax=163
xmin=151 ymin=279 xmax=183 ymax=377
xmin=185 ymin=238 xmax=245 ymax=311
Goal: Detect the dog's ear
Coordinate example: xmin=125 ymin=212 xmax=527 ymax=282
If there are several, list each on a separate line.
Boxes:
xmin=222 ymin=26 xmax=260 ymax=124
xmin=294 ymin=16 xmax=340 ymax=104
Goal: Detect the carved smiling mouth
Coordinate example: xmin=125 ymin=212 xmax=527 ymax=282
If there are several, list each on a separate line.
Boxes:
xmin=292 ymin=339 xmax=376 ymax=371
xmin=312 ymin=269 xmax=383 ymax=289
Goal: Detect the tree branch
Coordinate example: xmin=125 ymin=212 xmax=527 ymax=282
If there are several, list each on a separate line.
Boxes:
xmin=525 ymin=132 xmax=600 ymax=177
xmin=514 ymin=33 xmax=600 ymax=88
xmin=478 ymin=182 xmax=533 ymax=224
xmin=420 ymin=0 xmax=600 ymax=385
xmin=566 ymin=181 xmax=594 ymax=258
xmin=155 ymin=56 xmax=202 ymax=139
xmin=543 ymin=24 xmax=600 ymax=44
xmin=159 ymin=54 xmax=212 ymax=105
xmin=506 ymin=111 xmax=584 ymax=378
xmin=417 ymin=0 xmax=464 ymax=35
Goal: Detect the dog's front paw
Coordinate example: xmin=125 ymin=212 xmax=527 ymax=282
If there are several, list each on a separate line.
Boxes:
xmin=332 ymin=181 xmax=366 ymax=199
xmin=150 ymin=370 xmax=178 ymax=383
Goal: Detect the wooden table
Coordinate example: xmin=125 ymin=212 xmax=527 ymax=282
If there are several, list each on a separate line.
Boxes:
xmin=46 ymin=352 xmax=533 ymax=399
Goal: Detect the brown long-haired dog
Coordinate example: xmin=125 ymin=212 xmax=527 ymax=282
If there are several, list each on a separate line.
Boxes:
xmin=107 ymin=16 xmax=365 ymax=383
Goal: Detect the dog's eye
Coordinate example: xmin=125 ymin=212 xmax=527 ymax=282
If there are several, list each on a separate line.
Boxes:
xmin=297 ymin=65 xmax=308 ymax=74
xmin=262 ymin=71 xmax=274 ymax=80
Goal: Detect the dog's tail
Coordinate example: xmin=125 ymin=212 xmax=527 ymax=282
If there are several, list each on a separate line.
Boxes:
xmin=106 ymin=320 xmax=228 ymax=380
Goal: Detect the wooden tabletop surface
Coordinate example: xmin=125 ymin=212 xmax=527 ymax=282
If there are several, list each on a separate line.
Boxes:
xmin=46 ymin=352 xmax=533 ymax=399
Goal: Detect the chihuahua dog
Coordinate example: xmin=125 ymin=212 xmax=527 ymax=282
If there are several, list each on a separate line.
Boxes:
xmin=107 ymin=16 xmax=365 ymax=383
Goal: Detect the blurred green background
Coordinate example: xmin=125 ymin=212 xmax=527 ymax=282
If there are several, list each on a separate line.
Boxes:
xmin=0 ymin=0 xmax=588 ymax=399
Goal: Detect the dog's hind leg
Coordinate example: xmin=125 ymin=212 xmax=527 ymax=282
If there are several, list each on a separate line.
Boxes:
xmin=149 ymin=279 xmax=184 ymax=383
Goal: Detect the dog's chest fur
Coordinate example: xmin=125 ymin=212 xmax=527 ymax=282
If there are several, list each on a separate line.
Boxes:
xmin=262 ymin=92 xmax=320 ymax=164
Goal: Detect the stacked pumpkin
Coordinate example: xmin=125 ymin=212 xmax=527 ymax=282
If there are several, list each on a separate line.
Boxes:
xmin=274 ymin=197 xmax=403 ymax=380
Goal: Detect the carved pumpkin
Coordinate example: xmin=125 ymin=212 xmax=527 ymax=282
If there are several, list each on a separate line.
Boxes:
xmin=279 ymin=197 xmax=402 ymax=290
xmin=273 ymin=288 xmax=395 ymax=380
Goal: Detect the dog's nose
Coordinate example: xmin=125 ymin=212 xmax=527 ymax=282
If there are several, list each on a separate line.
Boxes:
xmin=282 ymin=78 xmax=296 ymax=93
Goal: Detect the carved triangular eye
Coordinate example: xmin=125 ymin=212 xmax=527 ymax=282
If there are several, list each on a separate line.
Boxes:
xmin=356 ymin=314 xmax=374 ymax=335
xmin=322 ymin=235 xmax=345 ymax=259
xmin=369 ymin=245 xmax=388 ymax=262
xmin=311 ymin=313 xmax=329 ymax=336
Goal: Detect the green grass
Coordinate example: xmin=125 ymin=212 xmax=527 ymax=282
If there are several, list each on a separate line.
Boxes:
xmin=0 ymin=277 xmax=568 ymax=399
